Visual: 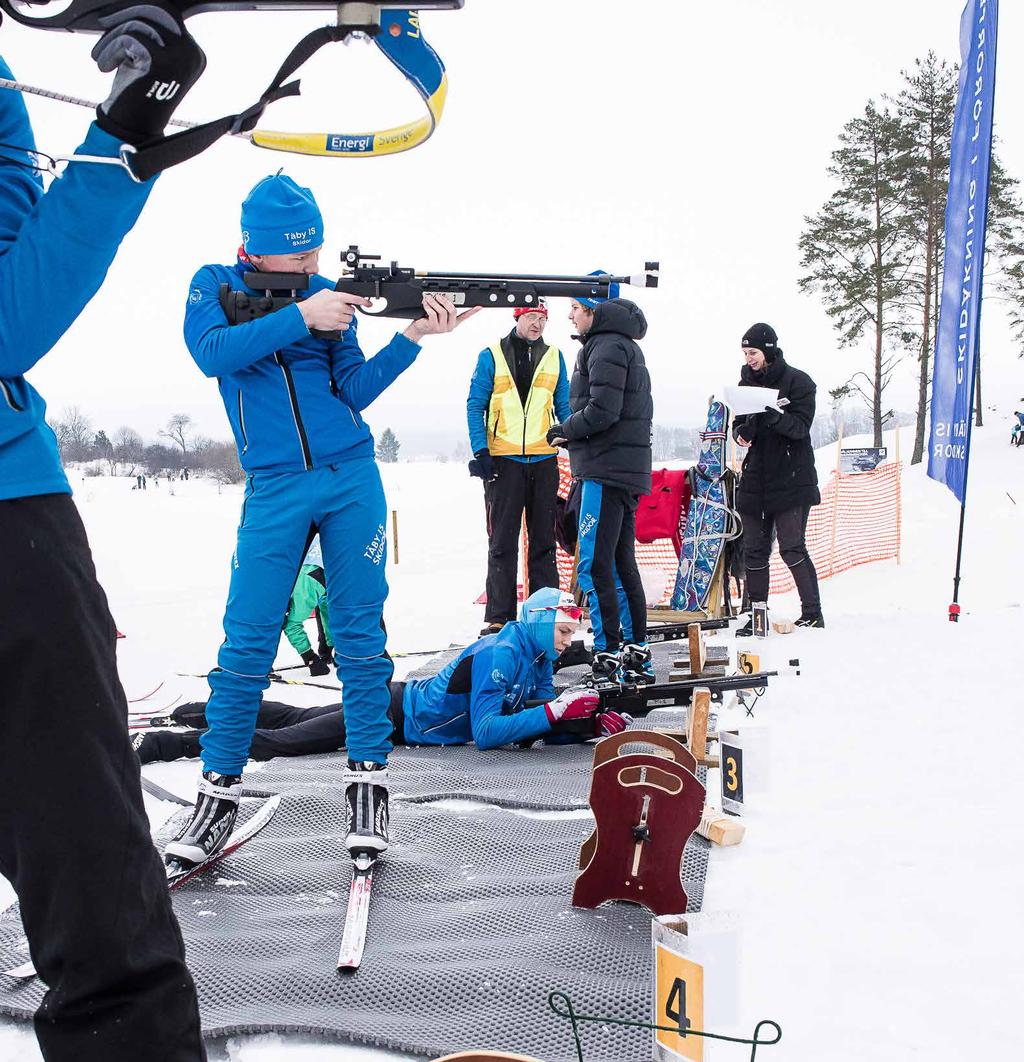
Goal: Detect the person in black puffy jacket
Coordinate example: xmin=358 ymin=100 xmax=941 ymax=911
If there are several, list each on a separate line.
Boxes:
xmin=547 ymin=290 xmax=654 ymax=683
xmin=732 ymin=323 xmax=824 ymax=631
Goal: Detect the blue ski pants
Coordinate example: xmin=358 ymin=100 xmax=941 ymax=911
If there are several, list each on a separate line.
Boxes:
xmin=202 ymin=459 xmax=393 ymax=773
xmin=575 ymin=480 xmax=647 ymax=651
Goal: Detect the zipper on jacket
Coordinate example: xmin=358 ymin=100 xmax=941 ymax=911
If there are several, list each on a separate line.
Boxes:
xmin=237 ymin=390 xmax=249 ymax=454
xmin=274 ymin=352 xmax=313 ymax=471
xmin=1 ymin=379 xmax=23 ymax=412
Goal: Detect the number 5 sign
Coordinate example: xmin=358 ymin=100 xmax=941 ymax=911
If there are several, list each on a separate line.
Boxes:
xmin=652 ymin=923 xmax=705 ymax=1061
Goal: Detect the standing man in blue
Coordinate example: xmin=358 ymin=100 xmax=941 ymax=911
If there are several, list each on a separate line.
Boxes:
xmin=547 ymin=285 xmax=654 ymax=686
xmin=171 ymin=173 xmax=477 ymax=870
xmin=1 ymin=14 xmax=207 ymax=1061
xmin=466 ymin=299 xmax=572 ymax=635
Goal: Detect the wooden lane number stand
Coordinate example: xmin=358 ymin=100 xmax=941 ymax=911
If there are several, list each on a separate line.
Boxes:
xmin=573 ymin=730 xmax=705 ymax=916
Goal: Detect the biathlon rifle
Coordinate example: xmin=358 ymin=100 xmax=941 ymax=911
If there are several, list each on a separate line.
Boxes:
xmin=0 ymin=2 xmax=462 ymax=178
xmin=221 ymin=245 xmax=661 ymax=327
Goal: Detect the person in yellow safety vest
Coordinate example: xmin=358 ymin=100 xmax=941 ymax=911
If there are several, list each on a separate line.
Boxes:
xmin=466 ymin=299 xmax=572 ymax=635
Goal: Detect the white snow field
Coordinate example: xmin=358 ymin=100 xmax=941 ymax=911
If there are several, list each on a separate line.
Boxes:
xmin=2 ymin=383 xmax=1022 ymax=1060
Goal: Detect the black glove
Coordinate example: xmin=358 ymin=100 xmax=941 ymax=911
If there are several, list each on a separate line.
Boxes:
xmin=92 ymin=6 xmax=207 ymax=145
xmin=468 ymin=449 xmax=496 ymax=481
xmin=761 ymin=405 xmax=783 ymax=426
xmin=546 ymin=423 xmax=568 ymax=446
xmin=301 ymin=648 xmax=330 ymax=677
xmin=554 ymin=640 xmax=594 ymax=671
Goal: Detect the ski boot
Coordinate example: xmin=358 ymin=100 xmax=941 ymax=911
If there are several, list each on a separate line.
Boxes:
xmin=591 ymin=649 xmax=622 ymax=689
xmin=164 ymin=770 xmax=242 ymax=867
xmin=795 ymin=612 xmax=825 ymax=629
xmin=734 ymin=613 xmax=754 ymax=637
xmin=619 ymin=642 xmax=656 ymax=686
xmin=344 ymin=759 xmax=390 ymax=871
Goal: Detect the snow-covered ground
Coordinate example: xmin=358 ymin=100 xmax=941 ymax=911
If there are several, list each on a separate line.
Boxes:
xmin=2 ymin=395 xmax=1023 ymax=1060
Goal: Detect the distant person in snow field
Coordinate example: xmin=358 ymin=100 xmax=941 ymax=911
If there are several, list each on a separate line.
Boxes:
xmin=1012 ymin=411 xmax=1024 ymax=447
xmin=133 ymin=587 xmax=628 ymax=763
xmin=731 ymin=323 xmax=823 ymax=633
xmin=547 ymin=279 xmax=655 ymax=688
xmin=0 ymin=19 xmax=207 ymax=1062
xmin=173 ymin=173 xmax=479 ymax=875
xmin=467 ymin=298 xmax=572 ymax=635
xmin=283 ymin=542 xmax=334 ymax=676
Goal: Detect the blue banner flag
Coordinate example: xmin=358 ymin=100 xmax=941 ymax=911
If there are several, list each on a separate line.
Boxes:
xmin=927 ymin=0 xmax=999 ymax=503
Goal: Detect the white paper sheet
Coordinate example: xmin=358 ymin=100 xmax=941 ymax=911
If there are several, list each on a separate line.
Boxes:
xmin=722 ymin=385 xmax=782 ymax=415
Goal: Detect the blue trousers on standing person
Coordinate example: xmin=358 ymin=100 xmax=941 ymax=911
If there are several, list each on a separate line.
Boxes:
xmin=575 ymin=479 xmax=647 ymax=652
xmin=202 ymin=458 xmax=393 ymax=774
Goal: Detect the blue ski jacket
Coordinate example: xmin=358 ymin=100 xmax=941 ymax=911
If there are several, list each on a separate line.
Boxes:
xmin=401 ymin=622 xmax=556 ymax=749
xmin=0 ymin=55 xmax=155 ymax=502
xmin=183 ymin=259 xmax=421 ymax=473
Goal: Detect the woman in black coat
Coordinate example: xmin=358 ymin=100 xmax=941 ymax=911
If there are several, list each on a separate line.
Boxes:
xmin=732 ymin=323 xmax=824 ymax=630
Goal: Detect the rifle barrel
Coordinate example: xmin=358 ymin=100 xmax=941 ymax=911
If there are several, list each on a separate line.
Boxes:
xmin=417 ymin=270 xmax=632 ymax=284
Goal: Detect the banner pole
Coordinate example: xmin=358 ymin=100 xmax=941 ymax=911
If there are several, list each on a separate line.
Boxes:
xmin=949 ymin=324 xmax=982 ymax=622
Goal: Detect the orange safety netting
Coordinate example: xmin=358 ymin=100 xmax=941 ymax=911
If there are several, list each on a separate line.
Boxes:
xmin=767 ymin=461 xmax=902 ymax=593
xmin=539 ymin=457 xmax=902 ymax=606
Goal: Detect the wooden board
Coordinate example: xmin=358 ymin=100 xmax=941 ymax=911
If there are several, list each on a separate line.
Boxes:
xmin=697 ymin=808 xmax=746 ymax=847
xmin=686 ymin=688 xmax=711 ymax=762
xmin=687 ymin=623 xmax=706 ymax=675
xmin=432 ymin=1053 xmax=545 ymax=1062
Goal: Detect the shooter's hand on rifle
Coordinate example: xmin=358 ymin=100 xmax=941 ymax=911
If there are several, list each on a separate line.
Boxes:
xmin=544 ymin=687 xmax=600 ymax=726
xmin=402 ymin=293 xmax=480 ymax=343
xmin=298 ymin=290 xmax=370 ymax=334
xmin=597 ymin=710 xmax=632 ymax=736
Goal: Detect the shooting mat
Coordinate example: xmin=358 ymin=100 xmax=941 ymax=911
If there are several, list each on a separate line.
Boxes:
xmin=0 ymin=639 xmax=712 ymax=1059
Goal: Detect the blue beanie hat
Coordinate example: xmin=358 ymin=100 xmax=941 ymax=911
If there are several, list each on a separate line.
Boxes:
xmin=241 ymin=173 xmax=324 ymax=255
xmin=575 ymin=269 xmax=620 ymax=310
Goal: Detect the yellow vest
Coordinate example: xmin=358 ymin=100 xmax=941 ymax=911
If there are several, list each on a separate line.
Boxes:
xmin=487 ymin=341 xmax=562 ymax=456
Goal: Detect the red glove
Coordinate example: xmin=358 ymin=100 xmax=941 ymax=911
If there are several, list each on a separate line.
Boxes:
xmin=544 ymin=687 xmax=600 ymax=725
xmin=597 ymin=710 xmax=632 ymax=736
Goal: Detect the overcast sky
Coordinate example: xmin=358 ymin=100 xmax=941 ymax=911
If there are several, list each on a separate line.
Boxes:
xmin=3 ymin=0 xmax=1021 ymax=452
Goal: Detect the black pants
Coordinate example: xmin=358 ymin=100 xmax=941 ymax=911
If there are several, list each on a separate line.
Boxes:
xmin=574 ymin=480 xmax=647 ymax=651
xmin=148 ymin=684 xmax=409 ymax=763
xmin=483 ymin=457 xmax=560 ymax=623
xmin=0 ymin=494 xmax=204 ymax=1061
xmin=741 ymin=504 xmax=821 ymax=614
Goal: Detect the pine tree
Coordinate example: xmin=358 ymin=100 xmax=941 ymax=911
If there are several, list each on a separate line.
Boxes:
xmin=891 ymin=53 xmax=956 ymax=464
xmin=375 ymin=427 xmax=401 ymax=463
xmin=799 ymin=101 xmax=917 ymax=447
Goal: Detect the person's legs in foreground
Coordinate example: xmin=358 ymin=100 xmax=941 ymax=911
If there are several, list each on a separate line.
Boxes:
xmin=483 ymin=458 xmax=528 ymax=628
xmin=165 ymin=473 xmax=313 ymax=865
xmin=614 ymin=497 xmax=655 ymax=684
xmin=0 ymin=495 xmax=205 ymax=1061
xmin=317 ymin=460 xmax=394 ymax=866
xmin=524 ymin=456 xmax=560 ymax=595
xmin=576 ymin=480 xmax=628 ymax=682
xmin=737 ymin=509 xmax=773 ymax=636
xmin=774 ymin=504 xmax=823 ymax=625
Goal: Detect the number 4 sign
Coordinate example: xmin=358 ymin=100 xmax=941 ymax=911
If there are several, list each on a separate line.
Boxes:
xmin=653 ymin=922 xmax=705 ymax=1061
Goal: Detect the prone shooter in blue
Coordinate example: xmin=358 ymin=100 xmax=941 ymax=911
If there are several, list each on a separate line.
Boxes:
xmin=137 ymin=587 xmax=630 ymax=763
xmin=169 ymin=173 xmax=478 ymax=871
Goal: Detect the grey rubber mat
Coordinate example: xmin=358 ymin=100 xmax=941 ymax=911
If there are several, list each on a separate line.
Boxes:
xmin=0 ymin=637 xmax=714 ymax=1057
xmin=0 ymin=793 xmax=709 ymax=1061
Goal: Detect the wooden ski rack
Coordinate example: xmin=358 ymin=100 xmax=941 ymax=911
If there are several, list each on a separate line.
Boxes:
xmin=573 ymin=730 xmax=705 ymax=916
xmin=670 ymin=622 xmax=729 ymax=681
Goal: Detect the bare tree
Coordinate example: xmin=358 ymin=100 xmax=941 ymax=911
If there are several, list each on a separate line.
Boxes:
xmin=158 ymin=414 xmax=193 ymax=459
xmin=113 ymin=426 xmax=144 ymax=474
xmin=49 ymin=405 xmax=94 ymax=462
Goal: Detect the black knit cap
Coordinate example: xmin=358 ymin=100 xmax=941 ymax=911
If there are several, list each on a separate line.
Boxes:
xmin=741 ymin=322 xmax=779 ymax=360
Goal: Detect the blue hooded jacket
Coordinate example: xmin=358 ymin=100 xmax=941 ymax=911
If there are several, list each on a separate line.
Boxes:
xmin=400 ymin=587 xmax=572 ymax=749
xmin=0 ymin=56 xmax=155 ymax=501
xmin=183 ymin=255 xmax=421 ymax=473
